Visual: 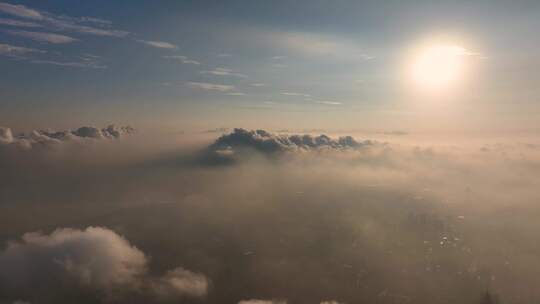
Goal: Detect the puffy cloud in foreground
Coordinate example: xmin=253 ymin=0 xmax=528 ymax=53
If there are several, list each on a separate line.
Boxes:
xmin=0 ymin=125 xmax=135 ymax=150
xmin=0 ymin=126 xmax=13 ymax=144
xmin=0 ymin=227 xmax=208 ymax=303
xmin=0 ymin=227 xmax=146 ymax=289
xmin=150 ymin=267 xmax=209 ymax=299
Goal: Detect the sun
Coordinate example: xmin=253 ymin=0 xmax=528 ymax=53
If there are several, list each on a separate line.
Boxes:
xmin=409 ymin=44 xmax=470 ymax=92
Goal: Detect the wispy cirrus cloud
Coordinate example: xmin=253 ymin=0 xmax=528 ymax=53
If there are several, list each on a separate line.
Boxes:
xmin=5 ymin=29 xmax=77 ymax=44
xmin=280 ymin=92 xmax=342 ymax=105
xmin=268 ymin=32 xmax=374 ymax=60
xmin=162 ymin=55 xmax=200 ymax=65
xmin=201 ymin=67 xmax=247 ymax=78
xmin=47 ymin=18 xmax=129 ymax=37
xmin=0 ymin=43 xmax=44 ymax=58
xmin=77 ymin=16 xmax=112 ymax=26
xmin=0 ymin=43 xmax=105 ymax=68
xmin=45 ymin=53 xmax=106 ymax=69
xmin=314 ymin=100 xmax=343 ymax=105
xmin=137 ymin=39 xmax=177 ymax=49
xmin=0 ymin=17 xmax=42 ymax=27
xmin=0 ymin=1 xmax=189 ymax=67
xmin=31 ymin=59 xmax=106 ymax=69
xmin=186 ymin=82 xmax=235 ymax=92
xmin=0 ymin=2 xmax=42 ymax=19
xmin=0 ymin=2 xmax=129 ymax=37
xmin=227 ymin=29 xmax=375 ymax=61
xmin=281 ymin=92 xmax=311 ymax=97
xmin=0 ymin=2 xmax=141 ymax=71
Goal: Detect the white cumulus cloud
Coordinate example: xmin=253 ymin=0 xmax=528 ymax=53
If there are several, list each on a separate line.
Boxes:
xmin=0 ymin=227 xmax=209 ymax=302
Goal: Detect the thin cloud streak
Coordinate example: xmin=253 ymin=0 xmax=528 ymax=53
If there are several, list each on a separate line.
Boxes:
xmin=0 ymin=2 xmax=43 ymax=19
xmin=281 ymin=92 xmax=311 ymax=97
xmin=201 ymin=67 xmax=247 ymax=78
xmin=47 ymin=19 xmax=129 ymax=37
xmin=137 ymin=39 xmax=177 ymax=49
xmin=314 ymin=100 xmax=343 ymax=105
xmin=186 ymin=82 xmax=235 ymax=92
xmin=0 ymin=1 xmax=129 ymax=37
xmin=0 ymin=17 xmax=42 ymax=27
xmin=31 ymin=59 xmax=107 ymax=69
xmin=0 ymin=43 xmax=44 ymax=57
xmin=0 ymin=44 xmax=104 ymax=68
xmin=5 ymin=30 xmax=77 ymax=44
xmin=162 ymin=55 xmax=200 ymax=65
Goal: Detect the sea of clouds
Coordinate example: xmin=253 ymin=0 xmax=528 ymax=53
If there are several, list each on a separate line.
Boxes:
xmin=1 ymin=127 xmax=540 ymax=304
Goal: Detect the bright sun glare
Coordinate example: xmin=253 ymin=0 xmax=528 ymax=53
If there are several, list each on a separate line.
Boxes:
xmin=410 ymin=44 xmax=470 ymax=92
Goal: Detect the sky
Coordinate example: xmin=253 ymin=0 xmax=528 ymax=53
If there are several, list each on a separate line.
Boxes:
xmin=1 ymin=0 xmax=540 ymax=132
xmin=3 ymin=3 xmax=540 ymax=303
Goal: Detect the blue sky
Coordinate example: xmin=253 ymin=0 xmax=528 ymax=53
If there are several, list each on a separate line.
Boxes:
xmin=1 ymin=0 xmax=540 ymax=131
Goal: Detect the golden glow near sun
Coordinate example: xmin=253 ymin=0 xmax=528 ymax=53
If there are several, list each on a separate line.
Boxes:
xmin=409 ymin=44 xmax=472 ymax=92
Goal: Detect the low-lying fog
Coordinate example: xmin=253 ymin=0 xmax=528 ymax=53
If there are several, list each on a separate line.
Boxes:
xmin=1 ymin=126 xmax=540 ymax=304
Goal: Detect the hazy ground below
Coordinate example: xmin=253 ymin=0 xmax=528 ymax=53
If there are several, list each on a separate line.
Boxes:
xmin=1 ymin=128 xmax=539 ymax=304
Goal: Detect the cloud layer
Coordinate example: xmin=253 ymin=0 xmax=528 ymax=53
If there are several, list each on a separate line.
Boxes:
xmin=1 ymin=128 xmax=540 ymax=304
xmin=0 ymin=124 xmax=135 ymax=150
